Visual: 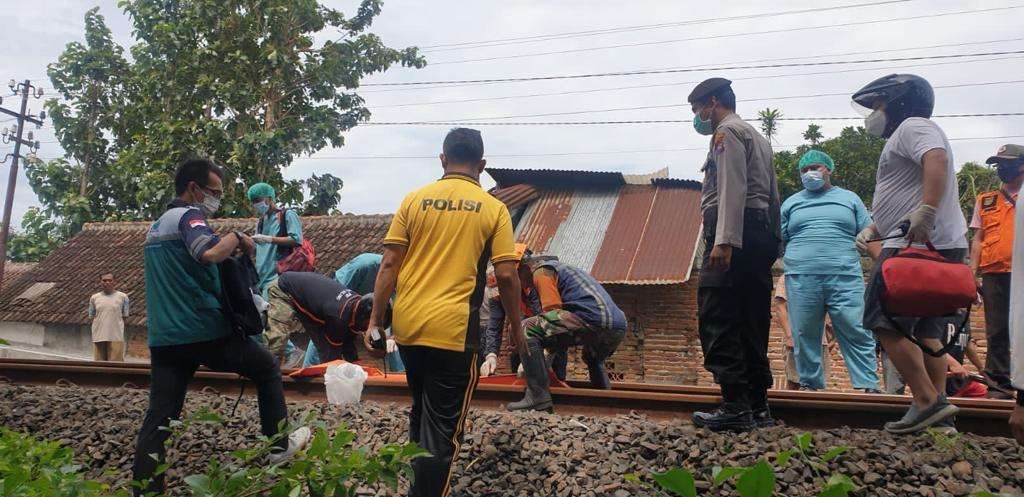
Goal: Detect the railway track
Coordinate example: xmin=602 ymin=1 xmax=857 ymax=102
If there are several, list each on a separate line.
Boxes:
xmin=0 ymin=357 xmax=1014 ymax=437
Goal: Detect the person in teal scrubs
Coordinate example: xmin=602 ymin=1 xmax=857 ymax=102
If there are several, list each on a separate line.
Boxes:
xmin=780 ymin=150 xmax=881 ymax=392
xmin=247 ymin=182 xmax=303 ymax=298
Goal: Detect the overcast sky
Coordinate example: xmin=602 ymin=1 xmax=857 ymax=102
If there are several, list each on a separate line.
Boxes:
xmin=1 ymin=0 xmax=1022 ymax=226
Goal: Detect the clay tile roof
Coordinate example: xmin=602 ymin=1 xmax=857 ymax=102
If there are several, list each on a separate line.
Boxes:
xmin=0 ymin=214 xmax=392 ymax=327
xmin=1 ymin=262 xmax=37 ymax=292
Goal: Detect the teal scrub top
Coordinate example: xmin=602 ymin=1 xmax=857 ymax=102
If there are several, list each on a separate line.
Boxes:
xmin=255 ymin=209 xmax=303 ymax=296
xmin=780 ymin=186 xmax=871 ymax=277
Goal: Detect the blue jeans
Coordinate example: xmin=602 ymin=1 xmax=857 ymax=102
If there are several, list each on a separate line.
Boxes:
xmin=786 ymin=273 xmax=880 ymax=390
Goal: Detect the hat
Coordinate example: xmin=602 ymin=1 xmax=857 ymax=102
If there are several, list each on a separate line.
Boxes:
xmin=985 ymin=144 xmax=1024 ymax=164
xmin=246 ymin=182 xmax=276 ymax=201
xmin=797 ymin=149 xmax=835 ymax=172
xmin=688 ymin=77 xmax=732 ymax=104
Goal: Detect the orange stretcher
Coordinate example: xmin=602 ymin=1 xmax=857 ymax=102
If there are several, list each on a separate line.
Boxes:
xmin=288 ymin=360 xmax=384 ymax=379
xmin=478 ymin=372 xmax=570 ymax=389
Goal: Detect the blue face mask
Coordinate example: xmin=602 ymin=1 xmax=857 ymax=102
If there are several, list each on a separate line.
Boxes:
xmin=801 ymin=170 xmax=826 ymax=191
xmin=254 ymin=201 xmax=270 ymax=216
xmin=693 ymin=110 xmax=715 ymax=136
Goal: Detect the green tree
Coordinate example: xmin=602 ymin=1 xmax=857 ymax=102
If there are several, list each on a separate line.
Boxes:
xmin=757 ymin=108 xmax=783 ymax=144
xmin=303 ymin=173 xmax=345 ymax=215
xmin=956 ymin=161 xmax=1000 ymax=222
xmin=802 ymin=123 xmax=823 ymax=146
xmin=15 ymin=0 xmax=423 ymax=260
xmin=773 ymin=126 xmax=886 ymax=205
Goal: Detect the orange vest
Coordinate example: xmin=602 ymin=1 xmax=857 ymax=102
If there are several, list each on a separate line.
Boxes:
xmin=977 ymin=189 xmax=1017 ymax=274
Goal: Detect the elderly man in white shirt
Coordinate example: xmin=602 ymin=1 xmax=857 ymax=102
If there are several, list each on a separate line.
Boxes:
xmin=88 ymin=273 xmax=130 ymax=361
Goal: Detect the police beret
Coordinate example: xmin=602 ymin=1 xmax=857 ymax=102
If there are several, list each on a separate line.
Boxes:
xmin=688 ymin=77 xmax=732 ymax=104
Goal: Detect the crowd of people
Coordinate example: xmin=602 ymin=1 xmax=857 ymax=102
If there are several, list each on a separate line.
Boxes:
xmin=78 ymin=71 xmax=1022 ymax=496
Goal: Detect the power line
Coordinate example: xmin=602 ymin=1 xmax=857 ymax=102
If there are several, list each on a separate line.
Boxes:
xmin=427 ymin=5 xmax=1024 ymax=65
xmin=366 ymin=50 xmax=1024 ymax=87
xmin=420 ymin=0 xmax=909 ymax=52
xmin=364 ymin=113 xmax=1024 ymax=126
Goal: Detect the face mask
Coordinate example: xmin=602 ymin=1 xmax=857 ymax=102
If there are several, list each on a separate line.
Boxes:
xmin=253 ymin=201 xmax=269 ymax=216
xmin=196 ymin=188 xmax=221 ymax=216
xmin=864 ymin=109 xmax=887 ymax=137
xmin=801 ymin=170 xmax=826 ymax=191
xmin=997 ymin=163 xmax=1023 ymax=183
xmin=693 ymin=106 xmax=715 ymax=136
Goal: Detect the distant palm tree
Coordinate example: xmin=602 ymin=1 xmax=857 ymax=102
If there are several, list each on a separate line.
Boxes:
xmin=803 ymin=123 xmax=823 ymax=146
xmin=758 ymin=108 xmax=783 ymax=144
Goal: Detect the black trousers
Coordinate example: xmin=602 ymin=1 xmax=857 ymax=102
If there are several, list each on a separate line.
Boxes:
xmin=131 ymin=334 xmax=288 ymax=496
xmin=399 ymin=345 xmax=478 ymax=497
xmin=697 ymin=209 xmax=778 ymax=402
xmin=981 ymin=272 xmax=1012 ymax=389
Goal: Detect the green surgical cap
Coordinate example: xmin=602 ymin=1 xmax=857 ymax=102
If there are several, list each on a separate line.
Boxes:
xmin=797 ymin=149 xmax=835 ymax=171
xmin=246 ymin=182 xmax=276 ymax=201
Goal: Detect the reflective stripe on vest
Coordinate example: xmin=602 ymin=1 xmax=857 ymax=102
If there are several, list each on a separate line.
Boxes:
xmin=978 ymin=189 xmax=1016 ymax=274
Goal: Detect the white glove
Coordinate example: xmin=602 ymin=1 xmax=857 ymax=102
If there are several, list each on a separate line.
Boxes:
xmin=385 ymin=338 xmax=397 ymax=354
xmin=479 ymin=353 xmax=498 ymax=377
xmin=516 ymin=362 xmax=524 ymax=377
xmin=251 ymin=234 xmax=273 ymax=244
xmin=904 ymin=204 xmax=936 ymax=243
xmin=855 ymin=226 xmax=877 ymax=253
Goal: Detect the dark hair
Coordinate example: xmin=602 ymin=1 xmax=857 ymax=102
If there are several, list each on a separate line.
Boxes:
xmin=100 ymin=273 xmax=114 ymax=280
xmin=443 ymin=128 xmax=484 ymax=164
xmin=174 ymin=158 xmax=223 ymax=195
xmin=696 ymin=87 xmax=736 ymax=111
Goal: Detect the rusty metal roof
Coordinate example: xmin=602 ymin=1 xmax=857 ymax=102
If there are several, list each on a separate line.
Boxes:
xmin=513 ymin=183 xmax=703 ymax=285
xmin=487 ymin=168 xmax=624 ymax=189
xmin=490 ymin=184 xmax=539 ymax=210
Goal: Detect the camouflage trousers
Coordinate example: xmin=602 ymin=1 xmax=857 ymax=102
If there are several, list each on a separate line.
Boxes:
xmin=522 ymin=310 xmax=624 ymax=365
xmin=265 ymin=279 xmax=305 ymax=362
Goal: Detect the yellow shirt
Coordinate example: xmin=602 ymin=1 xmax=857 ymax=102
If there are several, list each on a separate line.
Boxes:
xmin=385 ymin=174 xmax=517 ymax=351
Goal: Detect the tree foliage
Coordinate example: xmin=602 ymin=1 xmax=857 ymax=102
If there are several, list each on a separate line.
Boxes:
xmin=303 ymin=173 xmax=345 ymax=216
xmin=802 ymin=124 xmax=823 ymax=146
xmin=757 ymin=108 xmax=782 ymax=145
xmin=955 ymin=161 xmax=1000 ymax=222
xmin=10 ymin=0 xmax=423 ymax=261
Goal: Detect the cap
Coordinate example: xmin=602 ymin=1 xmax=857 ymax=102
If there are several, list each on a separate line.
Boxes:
xmin=986 ymin=144 xmax=1024 ymax=164
xmin=797 ymin=149 xmax=835 ymax=171
xmin=688 ymin=77 xmax=732 ymax=104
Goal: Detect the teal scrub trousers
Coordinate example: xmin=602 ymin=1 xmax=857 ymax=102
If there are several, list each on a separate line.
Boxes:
xmin=785 ymin=273 xmax=880 ymax=390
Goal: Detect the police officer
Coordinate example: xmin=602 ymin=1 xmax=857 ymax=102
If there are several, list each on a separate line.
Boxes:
xmin=970 ymin=144 xmax=1023 ymax=398
xmin=687 ymin=77 xmax=782 ymax=431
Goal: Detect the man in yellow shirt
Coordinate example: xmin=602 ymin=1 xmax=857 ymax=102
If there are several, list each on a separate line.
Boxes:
xmin=366 ymin=128 xmax=528 ymax=497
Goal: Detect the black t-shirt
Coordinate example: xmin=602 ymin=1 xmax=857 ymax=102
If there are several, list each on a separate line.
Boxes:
xmin=277 ymin=272 xmax=357 ymax=329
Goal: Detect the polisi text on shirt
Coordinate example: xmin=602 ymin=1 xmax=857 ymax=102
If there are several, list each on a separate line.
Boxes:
xmin=421 ymin=198 xmax=483 ymax=213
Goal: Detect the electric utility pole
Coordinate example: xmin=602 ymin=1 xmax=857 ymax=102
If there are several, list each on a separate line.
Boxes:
xmin=0 ymin=79 xmax=45 ymax=291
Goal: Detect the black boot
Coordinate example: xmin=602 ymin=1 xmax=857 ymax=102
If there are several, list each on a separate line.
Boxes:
xmin=586 ymin=360 xmax=611 ymax=390
xmin=748 ymin=386 xmax=775 ymax=427
xmin=693 ymin=384 xmax=754 ymax=432
xmin=507 ymin=339 xmax=553 ymax=412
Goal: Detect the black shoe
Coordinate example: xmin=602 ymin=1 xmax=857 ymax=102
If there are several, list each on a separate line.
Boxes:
xmin=751 ymin=406 xmax=776 ymax=427
xmin=861 ymin=388 xmax=882 ymax=394
xmin=692 ymin=404 xmax=755 ymax=432
xmin=798 ymin=384 xmax=819 ymax=391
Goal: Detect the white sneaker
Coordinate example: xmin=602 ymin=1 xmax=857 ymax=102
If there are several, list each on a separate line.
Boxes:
xmin=267 ymin=426 xmax=312 ymax=465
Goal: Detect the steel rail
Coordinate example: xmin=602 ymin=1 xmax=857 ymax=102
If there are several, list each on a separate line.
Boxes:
xmin=0 ymin=358 xmax=1013 ymax=437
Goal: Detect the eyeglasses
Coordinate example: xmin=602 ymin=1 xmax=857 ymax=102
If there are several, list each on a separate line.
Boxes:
xmin=196 ymin=184 xmax=223 ymax=198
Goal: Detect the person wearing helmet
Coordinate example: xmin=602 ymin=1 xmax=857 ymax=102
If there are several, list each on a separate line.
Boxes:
xmin=246 ymin=182 xmax=302 ymax=298
xmin=969 ymin=144 xmax=1023 ymax=398
xmin=507 ymin=255 xmax=627 ymax=411
xmin=687 ymin=77 xmax=782 ymax=432
xmin=852 ymin=74 xmax=969 ymax=433
xmin=266 ymin=271 xmax=391 ymax=365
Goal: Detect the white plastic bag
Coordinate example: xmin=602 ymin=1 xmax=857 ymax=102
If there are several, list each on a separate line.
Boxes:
xmin=324 ymin=363 xmax=368 ymax=405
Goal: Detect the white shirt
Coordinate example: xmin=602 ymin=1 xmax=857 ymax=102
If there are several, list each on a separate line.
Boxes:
xmin=1011 ymin=190 xmax=1024 ymax=390
xmin=88 ymin=291 xmax=129 ymax=342
xmin=871 ymin=118 xmax=968 ymax=250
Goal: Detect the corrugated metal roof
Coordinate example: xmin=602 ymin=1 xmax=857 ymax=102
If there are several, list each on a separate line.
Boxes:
xmin=490 ymin=184 xmax=539 ymax=210
xmin=528 ymin=189 xmax=619 ymax=272
xmin=487 ymin=168 xmax=624 ymax=189
xmin=651 ymin=177 xmax=703 ymax=190
xmin=512 ymin=183 xmax=703 ymax=285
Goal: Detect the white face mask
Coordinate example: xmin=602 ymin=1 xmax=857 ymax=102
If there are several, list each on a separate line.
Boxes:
xmin=197 ymin=191 xmax=220 ymax=216
xmin=864 ymin=109 xmax=887 ymax=137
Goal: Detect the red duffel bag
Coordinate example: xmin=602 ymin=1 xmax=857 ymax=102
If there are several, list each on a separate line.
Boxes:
xmin=880 ymin=242 xmax=976 ymax=317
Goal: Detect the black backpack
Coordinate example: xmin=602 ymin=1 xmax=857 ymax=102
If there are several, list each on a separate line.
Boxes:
xmin=218 ymin=254 xmax=265 ymax=336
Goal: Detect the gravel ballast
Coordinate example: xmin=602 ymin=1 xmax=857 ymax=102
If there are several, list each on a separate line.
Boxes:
xmin=2 ymin=384 xmax=1023 ymax=496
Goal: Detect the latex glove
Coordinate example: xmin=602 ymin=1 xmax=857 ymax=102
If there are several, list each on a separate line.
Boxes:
xmin=855 ymin=226 xmax=878 ymax=253
xmin=479 ymin=353 xmax=498 ymax=377
xmin=252 ymin=234 xmax=273 ymax=244
xmin=385 ymin=338 xmax=397 ymax=354
xmin=904 ymin=204 xmax=936 ymax=243
xmin=516 ymin=362 xmax=524 ymax=377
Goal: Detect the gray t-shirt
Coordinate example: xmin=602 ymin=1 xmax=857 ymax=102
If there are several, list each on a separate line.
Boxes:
xmin=871 ymin=117 xmax=968 ymax=249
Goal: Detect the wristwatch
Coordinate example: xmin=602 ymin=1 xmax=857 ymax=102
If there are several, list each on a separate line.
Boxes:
xmin=233 ymin=231 xmax=245 ymax=245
